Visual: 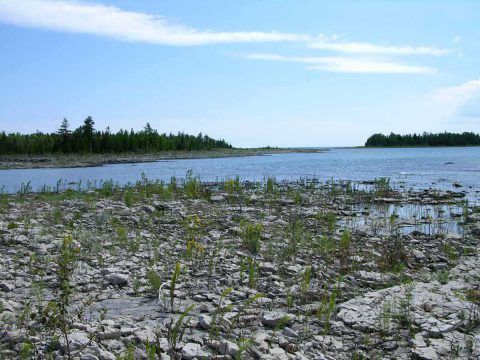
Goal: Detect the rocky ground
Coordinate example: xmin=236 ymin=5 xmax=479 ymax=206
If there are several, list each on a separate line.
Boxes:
xmin=0 ymin=177 xmax=479 ymax=359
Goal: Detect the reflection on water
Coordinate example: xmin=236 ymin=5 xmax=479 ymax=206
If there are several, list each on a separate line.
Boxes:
xmin=341 ymin=203 xmax=465 ymax=236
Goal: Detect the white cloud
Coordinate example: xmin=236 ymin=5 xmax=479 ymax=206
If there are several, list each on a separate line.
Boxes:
xmin=435 ymin=79 xmax=480 ymax=102
xmin=307 ymin=41 xmax=450 ymax=56
xmin=0 ymin=0 xmax=310 ymax=45
xmin=242 ymin=53 xmax=436 ymax=74
xmin=434 ymin=79 xmax=480 ymax=117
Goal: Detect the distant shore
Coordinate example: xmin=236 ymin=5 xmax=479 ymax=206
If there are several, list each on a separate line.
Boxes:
xmin=0 ymin=147 xmax=326 ymax=170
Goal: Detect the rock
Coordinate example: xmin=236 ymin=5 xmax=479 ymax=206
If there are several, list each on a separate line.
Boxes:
xmin=259 ymin=262 xmax=276 ymax=273
xmin=60 ymin=331 xmax=90 ymax=352
xmin=198 ymin=314 xmax=212 ymax=330
xmin=218 ymin=340 xmax=239 ymax=357
xmin=269 ymin=347 xmax=289 ymax=360
xmin=282 ymin=326 xmax=298 ymax=338
xmin=106 ymin=273 xmax=129 ymax=286
xmin=134 ymin=329 xmax=157 ymax=343
xmin=97 ymin=326 xmax=122 ymax=340
xmin=182 ymin=343 xmax=209 ymax=359
xmin=412 ymin=249 xmax=426 ymax=261
xmin=261 ymin=311 xmax=295 ymax=328
xmin=193 ymin=294 xmax=207 ymax=302
xmin=142 ymin=205 xmax=156 ymax=214
xmin=210 ymin=195 xmax=224 ymax=202
xmin=0 ymin=282 xmax=14 ymax=292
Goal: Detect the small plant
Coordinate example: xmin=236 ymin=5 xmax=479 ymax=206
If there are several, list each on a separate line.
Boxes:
xmin=146 ymin=269 xmax=162 ymax=295
xmin=338 ymin=230 xmax=351 ymax=270
xmin=442 ymin=242 xmax=458 ymax=262
xmin=166 ymin=304 xmax=194 ymax=356
xmin=18 ymin=181 xmax=32 ymax=197
xmin=316 ymin=211 xmax=337 ymax=235
xmin=437 ymin=270 xmax=449 ymax=285
xmin=377 ymin=300 xmax=392 ymax=335
xmin=373 ymin=177 xmax=391 ymax=197
xmin=42 ymin=235 xmax=80 ymax=360
xmin=117 ymin=225 xmax=128 ymax=246
xmin=265 ymin=177 xmax=276 ymax=194
xmin=235 ymin=338 xmax=254 ymax=360
xmin=286 ymin=290 xmax=294 ymax=308
xmin=316 ymin=281 xmax=339 ymax=334
xmin=184 ymin=170 xmax=201 ymax=198
xmin=395 ymin=283 xmax=414 ymax=329
xmin=7 ymin=222 xmax=18 ymax=230
xmin=378 ymin=234 xmax=408 ymax=272
xmin=300 ymin=266 xmax=312 ymax=302
xmin=247 ymin=256 xmax=257 ymax=289
xmin=240 ymin=220 xmax=262 ymax=255
xmin=239 ymin=257 xmax=246 ymax=286
xmin=465 ymin=288 xmax=480 ymax=304
xmin=117 ymin=342 xmax=137 ymax=360
xmin=170 ymin=262 xmax=182 ymax=312
xmin=99 ymin=179 xmax=115 ymax=197
xmin=209 ymin=287 xmax=233 ymax=341
xmin=124 ymin=189 xmax=134 ymax=207
xmin=314 ymin=235 xmax=336 ymax=259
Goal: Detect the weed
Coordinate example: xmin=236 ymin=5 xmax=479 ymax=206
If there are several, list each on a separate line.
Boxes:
xmin=437 ymin=270 xmax=450 ymax=285
xmin=184 ymin=170 xmax=201 ymax=198
xmin=240 ymin=220 xmax=262 ymax=255
xmin=378 ymin=234 xmax=408 ymax=272
xmin=247 ymin=256 xmax=257 ymax=289
xmin=124 ymin=189 xmax=134 ymax=207
xmin=170 ymin=262 xmax=182 ymax=312
xmin=166 ymin=304 xmax=194 ymax=356
xmin=99 ymin=180 xmax=115 ymax=197
xmin=374 ymin=177 xmax=391 ymax=197
xmin=42 ymin=235 xmax=80 ymax=360
xmin=316 ymin=212 xmax=337 ymax=235
xmin=146 ymin=270 xmax=162 ymax=295
xmin=300 ymin=266 xmax=312 ymax=302
xmin=265 ymin=177 xmax=276 ymax=194
xmin=316 ymin=281 xmax=339 ymax=334
xmin=209 ymin=287 xmax=233 ymax=341
xmin=338 ymin=230 xmax=352 ymax=270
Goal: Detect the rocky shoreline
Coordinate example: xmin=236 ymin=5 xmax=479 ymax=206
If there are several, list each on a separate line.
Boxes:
xmin=1 ymin=177 xmax=479 ymax=359
xmin=0 ymin=148 xmax=324 ymax=170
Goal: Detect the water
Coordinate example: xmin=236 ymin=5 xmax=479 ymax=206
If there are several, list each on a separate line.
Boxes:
xmin=1 ymin=147 xmax=479 ymax=199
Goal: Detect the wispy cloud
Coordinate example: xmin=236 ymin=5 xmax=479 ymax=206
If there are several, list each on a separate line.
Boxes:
xmin=242 ymin=53 xmax=437 ymax=74
xmin=0 ymin=0 xmax=310 ymax=45
xmin=435 ymin=79 xmax=480 ymax=102
xmin=307 ymin=41 xmax=450 ymax=56
xmin=434 ymin=79 xmax=480 ymax=117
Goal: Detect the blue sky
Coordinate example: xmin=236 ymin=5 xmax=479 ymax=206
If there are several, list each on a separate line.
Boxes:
xmin=0 ymin=0 xmax=479 ymax=147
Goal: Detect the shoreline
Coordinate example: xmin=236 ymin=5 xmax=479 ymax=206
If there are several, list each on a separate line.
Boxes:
xmin=0 ymin=148 xmax=326 ymax=170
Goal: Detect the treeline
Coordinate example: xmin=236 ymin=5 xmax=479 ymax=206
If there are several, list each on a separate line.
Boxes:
xmin=365 ymin=132 xmax=480 ymax=147
xmin=0 ymin=117 xmax=232 ymax=155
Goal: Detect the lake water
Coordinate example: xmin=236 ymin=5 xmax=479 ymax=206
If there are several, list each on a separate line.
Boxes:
xmin=1 ymin=147 xmax=479 ymax=200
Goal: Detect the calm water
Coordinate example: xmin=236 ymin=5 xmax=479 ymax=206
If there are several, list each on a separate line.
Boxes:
xmin=1 ymin=147 xmax=479 ymax=199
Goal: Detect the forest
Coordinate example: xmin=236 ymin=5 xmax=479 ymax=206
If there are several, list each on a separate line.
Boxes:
xmin=365 ymin=132 xmax=480 ymax=147
xmin=0 ymin=117 xmax=232 ymax=155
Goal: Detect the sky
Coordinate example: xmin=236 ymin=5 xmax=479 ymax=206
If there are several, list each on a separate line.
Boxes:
xmin=0 ymin=0 xmax=479 ymax=147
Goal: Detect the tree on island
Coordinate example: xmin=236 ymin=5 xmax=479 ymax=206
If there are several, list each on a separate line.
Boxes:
xmin=365 ymin=132 xmax=480 ymax=147
xmin=0 ymin=116 xmax=232 ymax=155
xmin=81 ymin=116 xmax=95 ymax=153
